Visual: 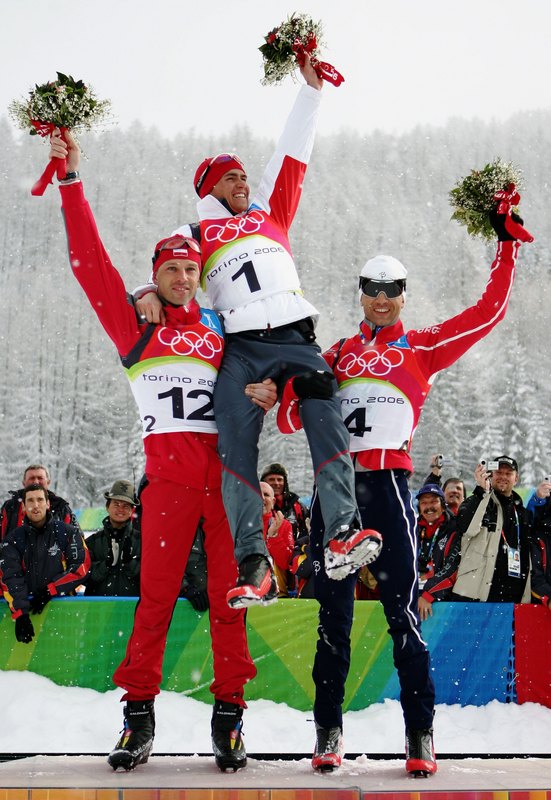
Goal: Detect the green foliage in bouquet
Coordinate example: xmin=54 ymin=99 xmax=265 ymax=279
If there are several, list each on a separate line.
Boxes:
xmin=9 ymin=71 xmax=111 ymax=134
xmin=449 ymin=158 xmax=524 ymax=241
xmin=259 ymin=13 xmax=324 ymax=85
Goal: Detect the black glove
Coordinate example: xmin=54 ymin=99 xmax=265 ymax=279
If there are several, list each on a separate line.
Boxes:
xmin=184 ymin=587 xmax=209 ymax=612
xmin=292 ymin=370 xmax=336 ymax=400
xmin=489 ymin=209 xmax=533 ymax=243
xmin=30 ymin=587 xmax=51 ymax=615
xmin=15 ymin=614 xmax=35 ymax=644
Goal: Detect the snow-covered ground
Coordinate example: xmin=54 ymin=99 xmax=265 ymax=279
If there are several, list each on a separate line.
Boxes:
xmin=2 ymin=670 xmax=551 ymax=756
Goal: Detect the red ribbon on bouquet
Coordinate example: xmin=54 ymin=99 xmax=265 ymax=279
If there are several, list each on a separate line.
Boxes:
xmin=493 ymin=183 xmax=534 ymax=243
xmin=29 ymin=122 xmax=67 ymax=196
xmin=494 ymin=182 xmax=520 ymax=214
xmin=293 ymin=33 xmax=345 ymax=87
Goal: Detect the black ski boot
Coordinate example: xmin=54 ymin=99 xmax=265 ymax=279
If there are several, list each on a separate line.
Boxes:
xmin=226 ymin=554 xmax=278 ymax=608
xmin=108 ymin=700 xmax=155 ymax=771
xmin=311 ymin=722 xmax=344 ymax=771
xmin=211 ymin=699 xmax=247 ymax=772
xmin=405 ymin=727 xmax=437 ymax=777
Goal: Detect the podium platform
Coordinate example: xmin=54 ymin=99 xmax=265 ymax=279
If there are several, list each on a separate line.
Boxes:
xmin=1 ymin=754 xmax=551 ymax=797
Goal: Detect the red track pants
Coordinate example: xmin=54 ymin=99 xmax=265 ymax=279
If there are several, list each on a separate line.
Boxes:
xmin=113 ymin=475 xmax=256 ymax=705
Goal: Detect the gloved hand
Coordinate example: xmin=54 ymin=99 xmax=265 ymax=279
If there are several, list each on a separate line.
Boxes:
xmin=30 ymin=587 xmax=51 ymax=615
xmin=292 ymin=370 xmax=336 ymax=400
xmin=490 ymin=184 xmax=534 ymax=242
xmin=184 ymin=587 xmax=209 ymax=612
xmin=15 ymin=614 xmax=35 ymax=643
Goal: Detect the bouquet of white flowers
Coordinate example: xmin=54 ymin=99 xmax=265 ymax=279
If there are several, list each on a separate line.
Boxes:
xmin=259 ymin=13 xmax=344 ymax=87
xmin=449 ymin=158 xmax=524 ymax=241
xmin=9 ymin=72 xmax=111 ymax=195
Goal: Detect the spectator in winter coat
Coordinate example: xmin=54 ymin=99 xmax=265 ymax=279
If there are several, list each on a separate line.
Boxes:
xmin=0 ymin=484 xmax=90 ymax=644
xmin=0 ymin=463 xmax=79 ymax=540
xmin=84 ymin=480 xmax=141 ymax=597
xmin=452 ymin=457 xmax=531 ymax=603
xmin=260 ymin=463 xmax=310 ymax=540
xmin=260 ymin=461 xmax=310 ymax=595
xmin=260 ymin=482 xmax=294 ymax=597
xmin=521 ymin=481 xmax=551 ymax=606
xmin=415 ymin=485 xmax=460 ymax=620
xmin=422 ymin=456 xmax=466 ymax=516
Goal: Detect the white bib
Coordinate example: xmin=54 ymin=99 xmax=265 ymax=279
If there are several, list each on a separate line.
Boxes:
xmin=127 ymin=359 xmax=218 ymax=437
xmin=202 ymin=229 xmax=301 ymax=314
xmin=338 ymin=380 xmax=414 ymax=452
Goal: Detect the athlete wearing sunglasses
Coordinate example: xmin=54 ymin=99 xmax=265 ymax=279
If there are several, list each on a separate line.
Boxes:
xmin=278 ymin=208 xmax=533 ymax=776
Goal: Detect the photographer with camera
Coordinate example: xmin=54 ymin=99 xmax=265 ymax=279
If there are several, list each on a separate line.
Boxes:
xmin=451 ymin=456 xmax=530 ymax=603
xmin=423 ymin=455 xmax=466 ymax=516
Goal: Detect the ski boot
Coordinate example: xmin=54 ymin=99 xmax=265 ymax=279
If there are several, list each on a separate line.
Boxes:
xmin=325 ymin=525 xmax=383 ymax=580
xmin=311 ymin=722 xmax=344 ymax=772
xmin=226 ymin=554 xmax=278 ymax=608
xmin=108 ymin=699 xmax=155 ymax=771
xmin=211 ymin=699 xmax=247 ymax=772
xmin=405 ymin=727 xmax=437 ymax=777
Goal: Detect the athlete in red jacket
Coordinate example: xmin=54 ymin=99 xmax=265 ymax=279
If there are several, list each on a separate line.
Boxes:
xmin=50 ymin=130 xmax=276 ymax=774
xmin=136 ymin=56 xmax=382 ymax=607
xmin=278 ymin=196 xmax=533 ymax=776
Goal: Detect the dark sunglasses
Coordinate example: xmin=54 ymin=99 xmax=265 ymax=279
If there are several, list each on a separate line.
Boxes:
xmin=359 ymin=278 xmax=406 ymax=298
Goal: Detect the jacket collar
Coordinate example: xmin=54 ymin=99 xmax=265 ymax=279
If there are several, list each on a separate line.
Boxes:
xmin=162 ymin=298 xmax=202 ymax=326
xmin=24 ymin=510 xmax=52 ymax=532
xmin=359 ymin=318 xmax=405 ymax=344
xmin=197 ymin=193 xmax=251 ymax=221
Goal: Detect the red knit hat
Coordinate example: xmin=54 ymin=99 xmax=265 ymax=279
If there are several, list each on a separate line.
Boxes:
xmin=151 ymin=235 xmax=202 ymax=278
xmin=194 ymin=153 xmax=246 ymax=199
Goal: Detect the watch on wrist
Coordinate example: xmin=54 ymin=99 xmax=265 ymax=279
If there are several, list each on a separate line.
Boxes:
xmin=61 ymin=171 xmax=80 ymax=182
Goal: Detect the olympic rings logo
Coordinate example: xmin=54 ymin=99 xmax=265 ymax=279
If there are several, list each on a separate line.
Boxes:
xmin=203 ymin=210 xmax=264 ymax=244
xmin=157 ymin=328 xmax=223 ymax=359
xmin=339 ymin=347 xmax=404 ymax=378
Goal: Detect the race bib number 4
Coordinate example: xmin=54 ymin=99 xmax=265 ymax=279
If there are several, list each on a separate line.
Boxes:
xmin=338 ymin=381 xmax=413 ymax=452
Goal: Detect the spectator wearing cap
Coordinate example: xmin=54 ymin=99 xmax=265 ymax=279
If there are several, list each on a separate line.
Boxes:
xmin=84 ymin=480 xmax=141 ymax=597
xmin=260 ymin=462 xmax=310 ymax=596
xmin=422 ymin=456 xmax=466 ymax=516
xmin=452 ymin=456 xmax=530 ymax=603
xmin=415 ymin=485 xmax=460 ymax=620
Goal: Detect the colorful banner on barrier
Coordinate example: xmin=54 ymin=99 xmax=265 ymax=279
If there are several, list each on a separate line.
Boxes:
xmin=0 ymin=599 xmax=524 ymax=709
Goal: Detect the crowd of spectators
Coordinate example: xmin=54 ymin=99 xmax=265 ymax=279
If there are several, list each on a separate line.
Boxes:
xmin=3 ymin=452 xmax=551 ymax=641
